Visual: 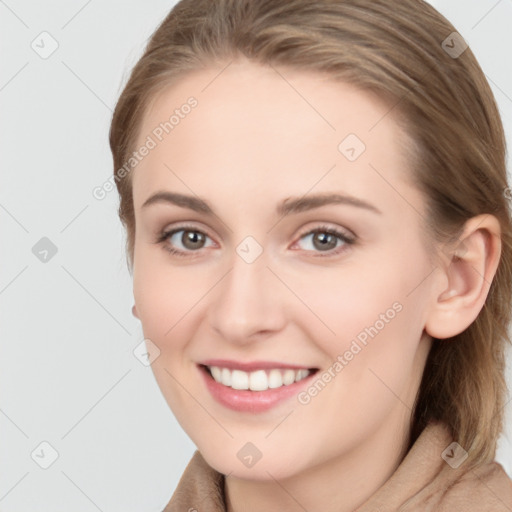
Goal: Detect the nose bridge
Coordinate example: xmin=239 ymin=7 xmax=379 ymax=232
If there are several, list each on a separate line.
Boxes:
xmin=208 ymin=242 xmax=285 ymax=342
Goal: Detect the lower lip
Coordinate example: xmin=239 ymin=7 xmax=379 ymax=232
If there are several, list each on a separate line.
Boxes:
xmin=198 ymin=364 xmax=317 ymax=413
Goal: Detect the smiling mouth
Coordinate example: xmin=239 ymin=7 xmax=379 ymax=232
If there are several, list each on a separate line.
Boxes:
xmin=199 ymin=364 xmax=319 ymax=392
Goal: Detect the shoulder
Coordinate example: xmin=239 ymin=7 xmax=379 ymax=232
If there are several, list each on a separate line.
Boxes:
xmin=406 ymin=422 xmax=512 ymax=511
xmin=356 ymin=421 xmax=512 ymax=512
xmin=433 ymin=460 xmax=512 ymax=512
xmin=162 ymin=450 xmax=226 ymax=512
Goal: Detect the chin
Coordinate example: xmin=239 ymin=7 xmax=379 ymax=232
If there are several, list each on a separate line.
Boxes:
xmin=198 ymin=440 xmax=309 ymax=481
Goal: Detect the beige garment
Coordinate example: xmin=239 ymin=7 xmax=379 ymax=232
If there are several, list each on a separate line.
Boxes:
xmin=163 ymin=421 xmax=512 ymax=511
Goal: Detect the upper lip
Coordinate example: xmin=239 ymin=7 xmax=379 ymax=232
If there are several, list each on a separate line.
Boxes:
xmin=200 ymin=359 xmax=317 ymax=372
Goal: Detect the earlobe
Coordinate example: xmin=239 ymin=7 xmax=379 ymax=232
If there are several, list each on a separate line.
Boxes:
xmin=424 ymin=214 xmax=501 ymax=340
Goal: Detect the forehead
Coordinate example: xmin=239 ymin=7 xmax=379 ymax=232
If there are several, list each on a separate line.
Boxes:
xmin=132 ymin=59 xmax=416 ymax=214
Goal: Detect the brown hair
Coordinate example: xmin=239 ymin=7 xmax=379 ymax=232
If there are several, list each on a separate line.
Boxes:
xmin=109 ymin=0 xmax=512 ymax=468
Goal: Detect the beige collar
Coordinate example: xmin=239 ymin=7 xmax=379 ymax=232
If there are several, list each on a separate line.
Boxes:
xmin=164 ymin=421 xmax=512 ymax=511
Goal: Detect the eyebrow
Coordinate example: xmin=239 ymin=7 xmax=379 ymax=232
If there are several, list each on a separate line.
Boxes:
xmin=141 ymin=191 xmax=382 ymax=216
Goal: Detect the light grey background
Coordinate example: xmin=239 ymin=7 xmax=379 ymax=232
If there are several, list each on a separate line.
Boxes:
xmin=1 ymin=1 xmax=511 ymax=511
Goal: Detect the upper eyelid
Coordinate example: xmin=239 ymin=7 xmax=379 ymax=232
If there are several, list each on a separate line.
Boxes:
xmin=162 ymin=223 xmax=215 ymax=242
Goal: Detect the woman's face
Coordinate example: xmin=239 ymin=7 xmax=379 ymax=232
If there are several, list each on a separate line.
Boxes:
xmin=131 ymin=59 xmax=438 ymax=479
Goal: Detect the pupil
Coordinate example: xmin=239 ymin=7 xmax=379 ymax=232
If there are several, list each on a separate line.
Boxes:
xmin=314 ymin=232 xmax=336 ymax=251
xmin=184 ymin=231 xmax=204 ymax=249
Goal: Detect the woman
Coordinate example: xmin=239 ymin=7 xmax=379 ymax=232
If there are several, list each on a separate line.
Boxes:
xmin=109 ymin=0 xmax=512 ymax=510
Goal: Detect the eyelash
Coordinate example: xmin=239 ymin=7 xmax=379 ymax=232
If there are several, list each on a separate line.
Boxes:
xmin=154 ymin=223 xmax=356 ymax=259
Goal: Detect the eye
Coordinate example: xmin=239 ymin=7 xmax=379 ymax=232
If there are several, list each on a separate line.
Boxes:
xmin=154 ymin=223 xmax=356 ymax=259
xmin=292 ymin=225 xmax=355 ymax=257
xmin=155 ymin=224 xmax=215 ymax=257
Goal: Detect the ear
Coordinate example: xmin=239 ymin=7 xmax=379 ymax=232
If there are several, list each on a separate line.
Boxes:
xmin=425 ymin=214 xmax=501 ymax=339
xmin=132 ymin=304 xmax=140 ymax=319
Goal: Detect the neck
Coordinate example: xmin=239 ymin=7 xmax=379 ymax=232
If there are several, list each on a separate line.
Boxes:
xmin=224 ymin=409 xmax=412 ymax=512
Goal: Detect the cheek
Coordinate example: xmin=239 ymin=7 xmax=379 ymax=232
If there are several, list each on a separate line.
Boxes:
xmin=303 ymin=253 xmax=430 ymax=398
xmin=289 ymin=248 xmax=431 ymax=382
xmin=133 ymin=254 xmax=201 ymax=343
xmin=289 ymin=266 xmax=409 ymax=349
xmin=132 ymin=259 xmax=203 ymax=413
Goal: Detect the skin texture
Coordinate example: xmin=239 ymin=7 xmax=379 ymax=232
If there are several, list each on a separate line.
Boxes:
xmin=129 ymin=59 xmax=501 ymax=512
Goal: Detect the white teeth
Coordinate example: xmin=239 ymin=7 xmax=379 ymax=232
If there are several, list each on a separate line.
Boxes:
xmin=210 ymin=366 xmax=222 ymax=382
xmin=249 ymin=370 xmax=268 ymax=391
xmin=268 ymin=369 xmax=283 ymax=388
xmin=221 ymin=367 xmax=232 ymax=387
xmin=207 ymin=366 xmax=312 ymax=391
xmin=231 ymin=369 xmax=249 ymax=390
xmin=295 ymin=369 xmax=309 ymax=382
xmin=283 ymin=369 xmax=296 ymax=385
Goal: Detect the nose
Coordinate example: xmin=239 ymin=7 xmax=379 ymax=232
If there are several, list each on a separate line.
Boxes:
xmin=207 ymin=246 xmax=287 ymax=345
